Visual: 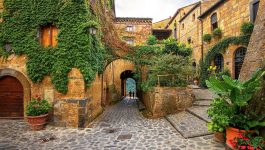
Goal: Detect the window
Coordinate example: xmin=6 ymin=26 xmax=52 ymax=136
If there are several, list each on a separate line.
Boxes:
xmin=173 ymin=21 xmax=177 ymax=39
xmin=40 ymin=24 xmax=58 ymax=47
xmin=214 ymin=54 xmax=224 ymax=72
xmin=250 ymin=0 xmax=260 ymax=23
xmin=125 ymin=38 xmax=134 ymax=46
xmin=126 ymin=25 xmax=134 ymax=32
xmin=187 ymin=37 xmax=192 ymax=44
xmin=182 ymin=23 xmax=184 ymax=30
xmin=192 ymin=13 xmax=196 ymax=21
xmin=211 ymin=13 xmax=218 ymax=30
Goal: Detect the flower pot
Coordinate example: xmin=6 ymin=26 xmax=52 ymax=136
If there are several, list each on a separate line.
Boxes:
xmin=226 ymin=127 xmax=246 ymax=149
xmin=214 ymin=132 xmax=225 ymax=143
xmin=27 ymin=114 xmax=49 ymax=131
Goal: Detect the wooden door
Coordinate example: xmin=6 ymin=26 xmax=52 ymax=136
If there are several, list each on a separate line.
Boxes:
xmin=0 ymin=76 xmax=24 ymax=118
xmin=234 ymin=47 xmax=247 ymax=79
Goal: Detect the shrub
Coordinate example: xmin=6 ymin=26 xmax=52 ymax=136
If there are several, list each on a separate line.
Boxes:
xmin=146 ymin=35 xmax=157 ymax=45
xmin=241 ymin=22 xmax=254 ymax=35
xmin=212 ymin=28 xmax=222 ymax=38
xmin=163 ymin=39 xmax=192 ymax=57
xmin=26 ymin=95 xmax=52 ymax=116
xmin=202 ymin=34 xmax=212 ymax=42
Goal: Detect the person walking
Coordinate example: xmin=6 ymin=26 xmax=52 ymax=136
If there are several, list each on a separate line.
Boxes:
xmin=132 ymin=91 xmax=135 ymax=99
xmin=129 ymin=91 xmax=132 ymax=99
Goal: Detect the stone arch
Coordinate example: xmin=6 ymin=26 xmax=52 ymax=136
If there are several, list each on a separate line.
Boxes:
xmin=0 ymin=68 xmax=31 ymax=117
xmin=102 ymin=59 xmax=135 ymax=105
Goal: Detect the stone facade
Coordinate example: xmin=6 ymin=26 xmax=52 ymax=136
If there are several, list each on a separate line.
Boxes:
xmin=114 ymin=17 xmax=152 ymax=46
xmin=164 ymin=0 xmax=259 ymax=79
xmin=143 ymin=87 xmax=193 ymax=118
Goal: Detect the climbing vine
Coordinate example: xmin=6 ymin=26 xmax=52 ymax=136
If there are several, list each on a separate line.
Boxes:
xmin=0 ymin=0 xmax=112 ymax=93
xmin=199 ymin=35 xmax=251 ymax=87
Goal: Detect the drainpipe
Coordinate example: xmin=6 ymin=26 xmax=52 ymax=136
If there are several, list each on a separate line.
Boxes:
xmin=199 ymin=18 xmax=204 ymax=62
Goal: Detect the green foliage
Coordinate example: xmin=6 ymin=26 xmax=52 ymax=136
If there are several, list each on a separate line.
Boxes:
xmin=200 ymin=35 xmax=250 ymax=87
xmin=206 ymin=69 xmax=265 ymax=129
xmin=241 ymin=22 xmax=254 ymax=35
xmin=202 ymin=33 xmax=212 ymax=42
xmin=207 ymin=98 xmax=234 ymax=132
xmin=163 ymin=39 xmax=192 ymax=57
xmin=131 ymin=39 xmax=192 ymax=91
xmin=212 ymin=28 xmax=222 ymax=38
xmin=235 ymin=132 xmax=265 ymax=150
xmin=26 ymin=97 xmax=52 ymax=116
xmin=146 ymin=35 xmax=158 ymax=45
xmin=0 ymin=0 xmax=106 ymax=93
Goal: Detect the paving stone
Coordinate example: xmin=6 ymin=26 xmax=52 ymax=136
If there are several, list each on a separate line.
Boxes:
xmin=0 ymin=98 xmax=224 ymax=149
xmin=187 ymin=106 xmax=211 ymax=122
xmin=193 ymin=100 xmax=212 ymax=106
xmin=166 ymin=111 xmax=212 ymax=138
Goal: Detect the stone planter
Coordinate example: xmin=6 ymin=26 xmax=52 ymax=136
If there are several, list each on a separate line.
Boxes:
xmin=27 ymin=114 xmax=49 ymax=130
xmin=214 ymin=132 xmax=225 ymax=143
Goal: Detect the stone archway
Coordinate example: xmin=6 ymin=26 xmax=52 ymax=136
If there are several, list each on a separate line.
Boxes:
xmin=103 ymin=59 xmax=135 ymax=105
xmin=0 ymin=68 xmax=31 ymax=117
xmin=120 ymin=70 xmax=137 ymax=97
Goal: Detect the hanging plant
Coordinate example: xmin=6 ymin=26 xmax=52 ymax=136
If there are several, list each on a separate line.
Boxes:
xmin=212 ymin=28 xmax=222 ymax=39
xmin=202 ymin=33 xmax=212 ymax=42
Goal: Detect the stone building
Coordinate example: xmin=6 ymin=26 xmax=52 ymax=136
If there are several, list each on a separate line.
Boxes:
xmin=0 ymin=0 xmax=152 ymax=128
xmin=114 ymin=17 xmax=152 ymax=46
xmin=164 ymin=0 xmax=260 ymax=79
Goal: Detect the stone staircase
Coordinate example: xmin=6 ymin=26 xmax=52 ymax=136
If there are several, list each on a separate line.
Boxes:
xmin=165 ymin=87 xmax=216 ymax=138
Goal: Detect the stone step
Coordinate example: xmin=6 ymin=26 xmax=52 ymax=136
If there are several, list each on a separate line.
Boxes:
xmin=187 ymin=106 xmax=211 ymax=122
xmin=193 ymin=99 xmax=212 ymax=106
xmin=192 ymin=89 xmax=216 ymax=100
xmin=165 ymin=111 xmax=212 ymax=139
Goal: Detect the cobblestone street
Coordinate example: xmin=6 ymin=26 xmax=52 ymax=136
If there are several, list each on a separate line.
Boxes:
xmin=0 ymin=98 xmax=225 ymax=150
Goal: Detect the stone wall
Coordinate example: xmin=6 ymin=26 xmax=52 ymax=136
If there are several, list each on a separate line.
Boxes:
xmin=0 ymin=55 xmax=104 ymax=128
xmin=143 ymin=87 xmax=193 ymax=118
xmin=114 ymin=18 xmax=152 ymax=46
xmin=240 ymin=0 xmax=265 ymax=80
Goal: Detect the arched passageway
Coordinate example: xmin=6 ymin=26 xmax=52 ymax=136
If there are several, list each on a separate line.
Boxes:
xmin=120 ymin=70 xmax=137 ymax=97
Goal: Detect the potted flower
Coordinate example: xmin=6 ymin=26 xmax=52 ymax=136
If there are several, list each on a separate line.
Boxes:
xmin=233 ymin=132 xmax=265 ymax=150
xmin=26 ymin=95 xmax=52 ymax=130
xmin=206 ymin=69 xmax=265 ymax=149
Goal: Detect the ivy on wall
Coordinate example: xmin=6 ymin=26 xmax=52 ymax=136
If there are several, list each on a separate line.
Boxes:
xmin=0 ymin=0 xmax=107 ymax=94
xmin=199 ymin=35 xmax=251 ymax=87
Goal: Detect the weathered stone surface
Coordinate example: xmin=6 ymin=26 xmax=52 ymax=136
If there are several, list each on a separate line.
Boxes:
xmin=0 ymin=98 xmax=224 ymax=149
xmin=240 ymin=0 xmax=265 ymax=81
xmin=143 ymin=87 xmax=193 ymax=118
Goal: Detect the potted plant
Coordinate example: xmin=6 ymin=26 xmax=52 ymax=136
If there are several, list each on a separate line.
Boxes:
xmin=206 ymin=69 xmax=265 ymax=149
xmin=233 ymin=132 xmax=265 ymax=150
xmin=202 ymin=33 xmax=212 ymax=43
xmin=26 ymin=95 xmax=52 ymax=130
xmin=212 ymin=28 xmax=222 ymax=39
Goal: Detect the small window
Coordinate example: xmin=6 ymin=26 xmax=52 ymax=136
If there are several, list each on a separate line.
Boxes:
xmin=40 ymin=24 xmax=58 ymax=47
xmin=125 ymin=38 xmax=134 ymax=46
xmin=211 ymin=13 xmax=218 ymax=30
xmin=182 ymin=23 xmax=184 ymax=30
xmin=187 ymin=37 xmax=192 ymax=44
xmin=192 ymin=13 xmax=196 ymax=21
xmin=126 ymin=25 xmax=134 ymax=32
xmin=251 ymin=0 xmax=260 ymax=23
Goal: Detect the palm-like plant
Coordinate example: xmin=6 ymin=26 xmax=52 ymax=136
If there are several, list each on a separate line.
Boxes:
xmin=206 ymin=69 xmax=265 ymax=129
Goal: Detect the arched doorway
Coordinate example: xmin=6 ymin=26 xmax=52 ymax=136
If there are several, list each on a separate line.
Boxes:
xmin=120 ymin=70 xmax=136 ymax=97
xmin=0 ymin=76 xmax=24 ymax=118
xmin=234 ymin=47 xmax=247 ymax=79
xmin=214 ymin=53 xmax=224 ymax=72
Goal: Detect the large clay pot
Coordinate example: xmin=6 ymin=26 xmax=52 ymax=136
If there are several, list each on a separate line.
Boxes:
xmin=214 ymin=132 xmax=225 ymax=143
xmin=27 ymin=114 xmax=49 ymax=131
xmin=226 ymin=127 xmax=246 ymax=149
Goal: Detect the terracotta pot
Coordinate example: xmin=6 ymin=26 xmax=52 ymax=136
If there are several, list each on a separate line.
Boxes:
xmin=214 ymin=132 xmax=225 ymax=143
xmin=27 ymin=114 xmax=49 ymax=131
xmin=194 ymin=80 xmax=199 ymax=85
xmin=226 ymin=127 xmax=246 ymax=149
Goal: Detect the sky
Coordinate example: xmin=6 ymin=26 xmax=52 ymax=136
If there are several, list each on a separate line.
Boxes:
xmin=115 ymin=0 xmax=200 ymax=22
